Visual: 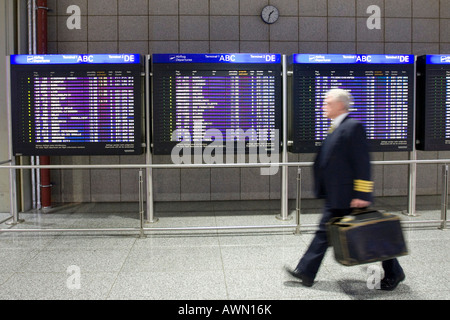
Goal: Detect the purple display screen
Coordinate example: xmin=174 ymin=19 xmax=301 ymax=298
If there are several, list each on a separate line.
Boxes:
xmin=152 ymin=64 xmax=282 ymax=155
xmin=11 ymin=64 xmax=142 ymax=156
xmin=291 ymin=62 xmax=415 ymax=153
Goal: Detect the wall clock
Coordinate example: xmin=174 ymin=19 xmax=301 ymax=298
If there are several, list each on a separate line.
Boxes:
xmin=261 ymin=5 xmax=279 ymax=24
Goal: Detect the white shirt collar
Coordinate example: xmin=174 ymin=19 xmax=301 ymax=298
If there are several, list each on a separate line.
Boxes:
xmin=331 ymin=112 xmax=349 ymax=129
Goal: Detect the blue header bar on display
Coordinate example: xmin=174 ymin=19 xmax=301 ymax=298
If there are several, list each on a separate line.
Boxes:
xmin=152 ymin=53 xmax=281 ymax=64
xmin=10 ymin=54 xmax=140 ymax=65
xmin=292 ymin=54 xmax=414 ymax=64
xmin=425 ymin=55 xmax=450 ymax=64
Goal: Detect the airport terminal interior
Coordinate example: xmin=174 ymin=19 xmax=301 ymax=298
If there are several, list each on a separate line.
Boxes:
xmin=0 ymin=0 xmax=449 ymax=300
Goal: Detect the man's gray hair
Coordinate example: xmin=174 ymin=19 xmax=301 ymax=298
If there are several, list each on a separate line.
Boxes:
xmin=325 ymin=88 xmax=353 ymax=110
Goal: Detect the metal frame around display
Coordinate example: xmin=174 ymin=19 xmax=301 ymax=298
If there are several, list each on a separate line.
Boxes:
xmin=1 ymin=55 xmax=449 ymax=236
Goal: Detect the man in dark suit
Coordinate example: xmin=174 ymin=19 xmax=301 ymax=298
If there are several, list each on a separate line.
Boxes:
xmin=286 ymin=89 xmax=405 ymax=291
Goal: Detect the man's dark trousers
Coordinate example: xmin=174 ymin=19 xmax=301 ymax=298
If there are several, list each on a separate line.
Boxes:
xmin=295 ymin=203 xmax=404 ymax=281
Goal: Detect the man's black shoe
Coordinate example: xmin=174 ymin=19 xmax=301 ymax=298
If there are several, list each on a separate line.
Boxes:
xmin=284 ymin=266 xmax=314 ymax=287
xmin=379 ymin=272 xmax=405 ymax=291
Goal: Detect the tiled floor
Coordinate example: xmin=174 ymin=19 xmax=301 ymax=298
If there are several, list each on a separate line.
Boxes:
xmin=0 ymin=197 xmax=448 ymax=300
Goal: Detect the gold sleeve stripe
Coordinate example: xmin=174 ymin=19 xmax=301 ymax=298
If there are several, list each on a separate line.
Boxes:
xmin=354 ymin=179 xmax=374 ymax=193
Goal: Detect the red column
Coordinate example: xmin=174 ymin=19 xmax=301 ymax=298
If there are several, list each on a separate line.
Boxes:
xmin=37 ymin=0 xmax=51 ymax=209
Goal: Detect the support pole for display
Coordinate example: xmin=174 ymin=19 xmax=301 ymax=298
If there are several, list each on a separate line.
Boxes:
xmin=405 ymin=55 xmax=418 ymax=217
xmin=277 ymin=55 xmax=291 ymax=221
xmin=406 ymin=150 xmax=418 ymax=217
xmin=295 ymin=167 xmax=301 ymax=235
xmin=138 ymin=169 xmax=146 ymax=237
xmin=5 ymin=57 xmax=21 ymax=225
xmin=145 ymin=55 xmax=158 ymax=224
xmin=441 ymin=164 xmax=448 ymax=230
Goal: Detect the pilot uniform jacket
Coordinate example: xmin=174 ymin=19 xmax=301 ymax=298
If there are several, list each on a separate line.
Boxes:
xmin=313 ymin=115 xmax=373 ymax=209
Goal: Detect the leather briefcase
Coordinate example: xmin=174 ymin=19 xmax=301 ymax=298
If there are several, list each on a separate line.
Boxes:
xmin=327 ymin=209 xmax=408 ymax=266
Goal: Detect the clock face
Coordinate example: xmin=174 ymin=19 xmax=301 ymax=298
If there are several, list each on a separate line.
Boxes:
xmin=261 ymin=5 xmax=279 ymax=24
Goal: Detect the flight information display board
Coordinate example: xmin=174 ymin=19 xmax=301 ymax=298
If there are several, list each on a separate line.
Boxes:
xmin=416 ymin=55 xmax=450 ymax=151
xmin=10 ymin=54 xmax=142 ymax=156
xmin=290 ymin=54 xmax=415 ymax=153
xmin=151 ymin=53 xmax=282 ymax=155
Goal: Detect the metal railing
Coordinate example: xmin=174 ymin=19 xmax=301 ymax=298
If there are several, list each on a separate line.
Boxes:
xmin=0 ymin=158 xmax=449 ymax=236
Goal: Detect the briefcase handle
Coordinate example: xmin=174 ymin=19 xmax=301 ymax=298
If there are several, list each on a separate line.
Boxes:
xmin=351 ymin=208 xmax=370 ymax=215
xmin=350 ymin=208 xmax=387 ymax=221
